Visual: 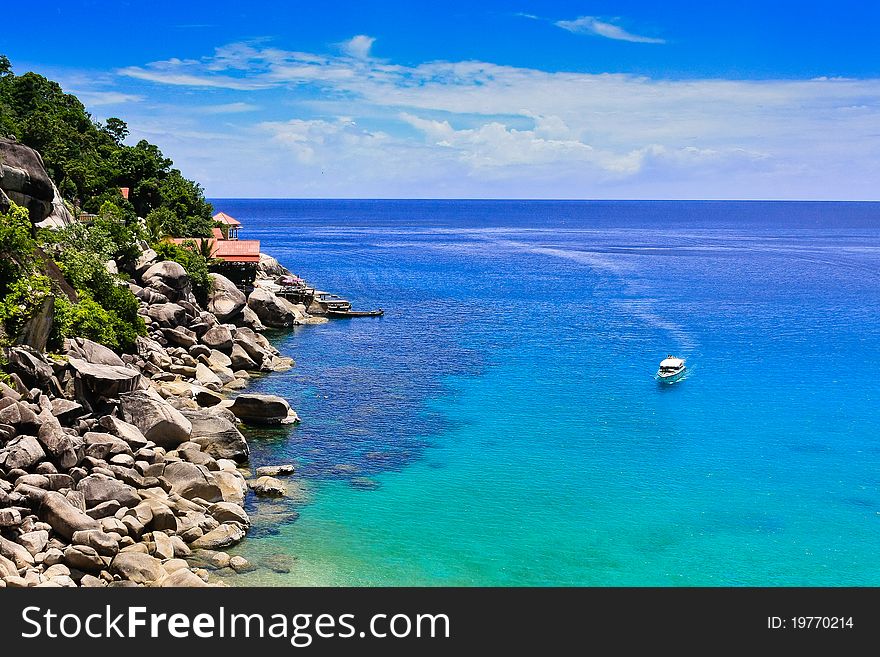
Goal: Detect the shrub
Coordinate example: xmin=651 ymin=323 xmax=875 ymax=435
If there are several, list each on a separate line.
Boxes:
xmin=0 ymin=202 xmax=36 ymax=297
xmin=52 ymin=292 xmax=143 ymax=352
xmin=0 ymin=273 xmax=52 ymax=338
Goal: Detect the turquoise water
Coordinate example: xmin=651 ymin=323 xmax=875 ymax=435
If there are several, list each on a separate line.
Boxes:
xmin=212 ymin=200 xmax=880 ymax=586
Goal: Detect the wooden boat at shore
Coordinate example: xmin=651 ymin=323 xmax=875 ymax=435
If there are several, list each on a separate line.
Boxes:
xmin=327 ymin=309 xmax=385 ymax=318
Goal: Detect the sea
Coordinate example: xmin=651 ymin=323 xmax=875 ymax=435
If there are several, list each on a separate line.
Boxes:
xmin=206 ymin=199 xmax=880 ymax=586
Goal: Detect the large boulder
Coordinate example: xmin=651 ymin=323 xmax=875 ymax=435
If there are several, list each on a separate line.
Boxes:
xmin=246 ymin=288 xmax=296 ymax=328
xmin=229 ymin=394 xmax=292 ymax=424
xmin=141 ymin=261 xmax=191 ymax=301
xmin=160 ymin=461 xmax=222 ymax=502
xmin=110 ymin=552 xmax=167 ymax=585
xmin=97 ymin=415 xmax=149 ymax=450
xmin=235 ymin=305 xmax=266 ymax=332
xmin=31 ymin=488 xmax=100 ymax=540
xmin=0 ymin=138 xmax=55 ymax=222
xmin=0 ymin=435 xmax=46 ymax=470
xmin=34 ymin=180 xmax=75 ymax=229
xmin=37 ymin=421 xmax=80 ymax=469
xmin=181 ymin=409 xmax=249 ymax=462
xmin=4 ymin=346 xmax=54 ymax=388
xmin=229 ymin=343 xmax=257 ymax=371
xmin=257 ymin=253 xmax=291 ymax=278
xmin=190 ymin=522 xmax=246 ymax=550
xmin=161 ymin=568 xmax=208 ymax=587
xmin=207 ymin=273 xmax=246 ymax=321
xmin=77 ymin=473 xmax=141 ymax=508
xmin=145 ymin=303 xmax=186 ymax=328
xmin=68 ymin=357 xmax=142 ymax=399
xmin=200 ymin=325 xmax=233 ymax=351
xmin=64 ymin=337 xmax=125 ymax=366
xmin=194 ymin=363 xmax=222 ymax=388
xmin=120 ymin=389 xmax=192 ymax=448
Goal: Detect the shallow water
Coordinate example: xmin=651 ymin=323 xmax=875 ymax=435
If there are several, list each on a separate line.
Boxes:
xmin=209 ymin=200 xmax=880 ymax=586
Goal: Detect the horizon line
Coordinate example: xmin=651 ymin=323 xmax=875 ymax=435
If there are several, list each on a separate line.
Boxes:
xmin=205 ymin=197 xmax=880 ymax=203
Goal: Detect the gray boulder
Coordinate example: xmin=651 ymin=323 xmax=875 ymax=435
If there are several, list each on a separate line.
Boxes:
xmin=77 ymin=473 xmax=141 ymax=508
xmin=120 ymin=389 xmax=192 ymax=448
xmin=0 ymin=138 xmax=55 ymax=222
xmin=110 ymin=552 xmax=167 ymax=584
xmin=97 ymin=415 xmax=149 ymax=450
xmin=181 ymin=409 xmax=249 ymax=462
xmin=71 ymin=529 xmax=120 ymax=557
xmin=161 ymin=568 xmax=208 ymax=587
xmin=33 ymin=489 xmax=100 ymax=540
xmin=4 ymin=346 xmax=54 ymax=388
xmin=141 ymin=261 xmax=191 ymax=301
xmin=64 ymin=337 xmax=125 ymax=366
xmin=257 ymin=253 xmax=291 ymax=278
xmin=246 ymin=287 xmax=296 ymax=327
xmin=229 ymin=394 xmax=292 ymax=424
xmin=0 ymin=435 xmax=46 ymax=470
xmin=201 ymin=325 xmax=234 ymax=351
xmin=248 ymin=476 xmax=286 ymax=497
xmin=190 ymin=522 xmax=246 ymax=550
xmin=145 ymin=303 xmax=186 ymax=328
xmin=161 ymin=461 xmax=222 ymax=502
xmin=162 ymin=327 xmax=197 ymax=348
xmin=63 ymin=545 xmax=104 ymax=572
xmin=37 ymin=421 xmax=80 ymax=469
xmin=229 ymin=343 xmax=257 ymax=370
xmin=207 ymin=273 xmax=246 ymax=321
xmin=68 ymin=357 xmax=142 ymax=398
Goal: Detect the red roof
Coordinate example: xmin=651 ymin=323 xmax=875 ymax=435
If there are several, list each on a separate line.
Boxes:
xmin=169 ymin=237 xmax=260 ymax=263
xmin=213 ymin=211 xmax=241 ymax=226
xmin=119 ymin=187 xmax=130 ymax=200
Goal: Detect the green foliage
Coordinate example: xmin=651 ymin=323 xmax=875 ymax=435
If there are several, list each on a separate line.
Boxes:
xmin=0 ymin=55 xmax=212 ymax=222
xmin=153 ymin=240 xmax=212 ymax=305
xmin=144 ymin=206 xmax=177 ymax=242
xmin=157 ymin=170 xmax=215 ymax=237
xmin=38 ymin=214 xmax=146 ymax=352
xmin=0 ymin=202 xmax=36 ymax=297
xmin=52 ymin=292 xmax=142 ymax=353
xmin=0 ymin=273 xmax=51 ymax=338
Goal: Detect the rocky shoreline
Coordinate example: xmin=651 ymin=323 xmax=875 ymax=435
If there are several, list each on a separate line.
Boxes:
xmin=0 ymin=248 xmax=323 ymax=587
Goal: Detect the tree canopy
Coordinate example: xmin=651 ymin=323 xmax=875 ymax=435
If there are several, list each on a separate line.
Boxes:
xmin=0 ymin=56 xmax=213 ymax=234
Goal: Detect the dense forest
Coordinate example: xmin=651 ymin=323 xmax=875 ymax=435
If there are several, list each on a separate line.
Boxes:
xmin=0 ymin=55 xmax=218 ymax=352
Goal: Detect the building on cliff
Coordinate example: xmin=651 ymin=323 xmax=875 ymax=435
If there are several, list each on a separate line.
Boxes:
xmin=170 ymin=211 xmax=260 ymax=288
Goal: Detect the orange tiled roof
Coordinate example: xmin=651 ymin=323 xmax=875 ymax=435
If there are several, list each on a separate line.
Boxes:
xmin=213 ymin=211 xmax=241 ymax=226
xmin=169 ymin=237 xmax=261 ymax=263
xmin=213 ymin=239 xmax=260 ymax=262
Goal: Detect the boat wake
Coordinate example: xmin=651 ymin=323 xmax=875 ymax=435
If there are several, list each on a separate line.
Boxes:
xmin=490 ymin=238 xmax=699 ymax=353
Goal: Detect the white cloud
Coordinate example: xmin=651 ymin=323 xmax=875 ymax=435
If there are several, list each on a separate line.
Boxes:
xmin=555 ymin=16 xmax=666 ymax=44
xmin=106 ymin=40 xmax=880 ymax=198
xmin=198 ymin=102 xmax=261 ymax=114
xmin=70 ymin=90 xmax=143 ymax=106
xmin=341 ymin=35 xmax=376 ymax=59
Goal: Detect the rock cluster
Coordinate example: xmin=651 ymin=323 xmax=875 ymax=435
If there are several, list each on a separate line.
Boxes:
xmin=0 ymin=258 xmax=307 ymax=587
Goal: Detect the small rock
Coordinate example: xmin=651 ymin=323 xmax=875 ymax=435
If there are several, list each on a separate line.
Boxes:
xmin=248 ymin=476 xmax=286 ymax=497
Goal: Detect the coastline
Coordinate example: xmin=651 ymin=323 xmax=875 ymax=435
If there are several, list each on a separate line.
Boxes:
xmin=0 ymin=235 xmax=328 ymax=587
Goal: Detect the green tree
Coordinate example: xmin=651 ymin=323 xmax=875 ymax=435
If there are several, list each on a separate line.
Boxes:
xmin=104 ymin=117 xmax=129 ymax=145
xmin=0 ymin=202 xmax=36 ymax=297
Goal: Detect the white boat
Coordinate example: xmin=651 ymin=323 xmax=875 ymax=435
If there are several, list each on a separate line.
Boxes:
xmin=656 ymin=355 xmax=686 ymax=382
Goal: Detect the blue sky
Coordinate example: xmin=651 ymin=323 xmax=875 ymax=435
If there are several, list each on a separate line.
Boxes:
xmin=4 ymin=1 xmax=880 ymax=199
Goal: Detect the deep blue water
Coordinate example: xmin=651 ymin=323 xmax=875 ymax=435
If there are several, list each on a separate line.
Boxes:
xmin=209 ymin=200 xmax=880 ymax=586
